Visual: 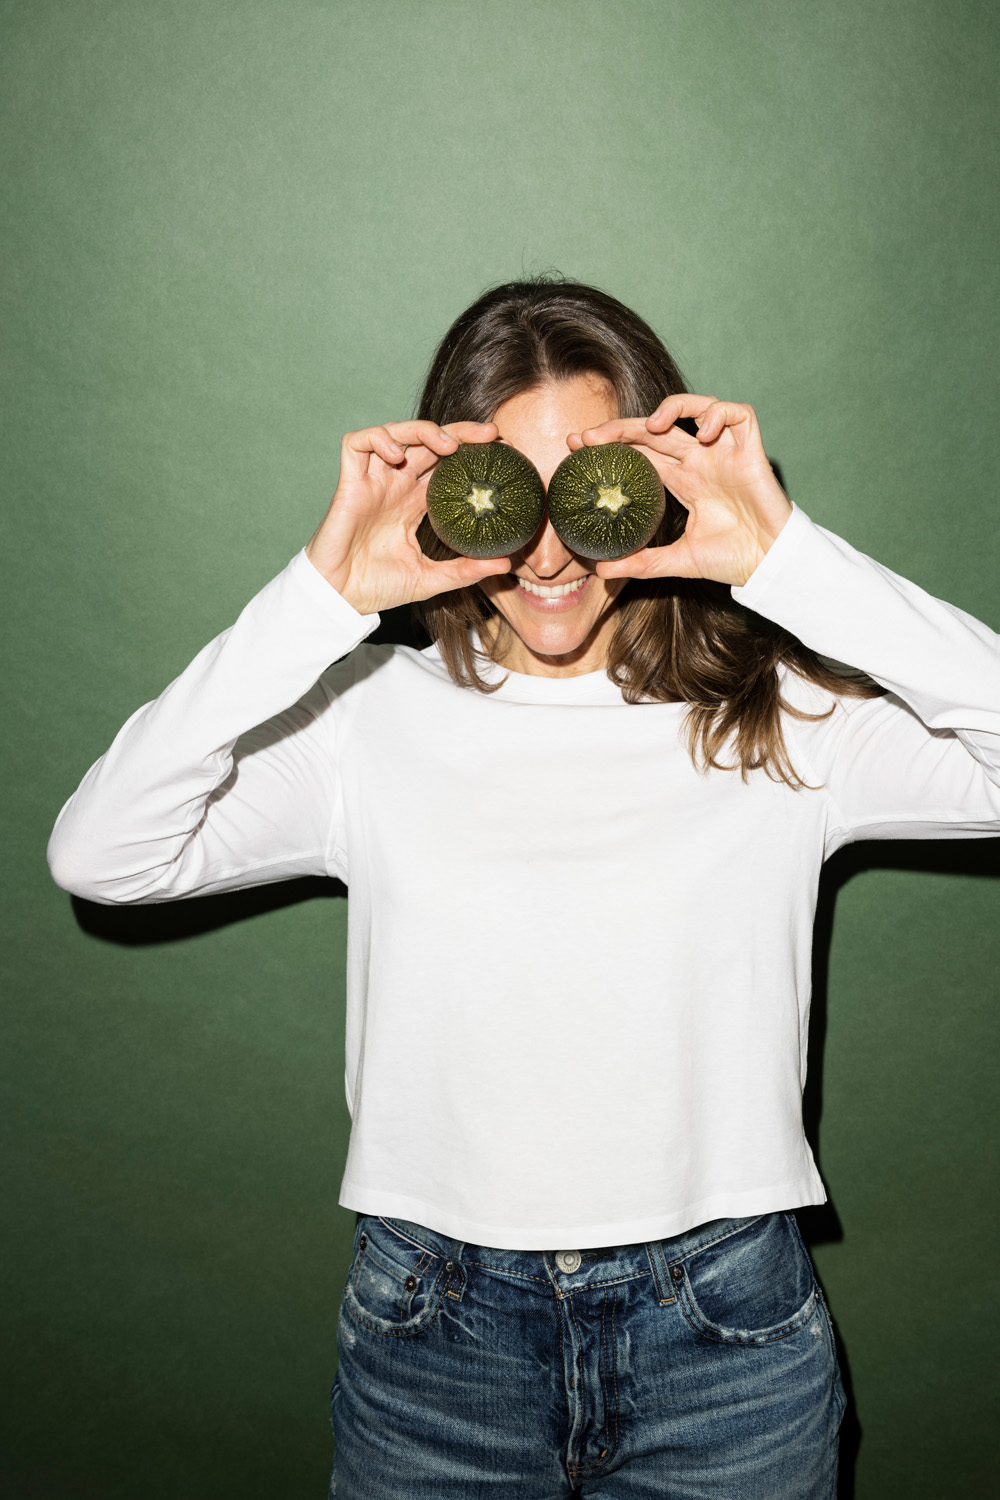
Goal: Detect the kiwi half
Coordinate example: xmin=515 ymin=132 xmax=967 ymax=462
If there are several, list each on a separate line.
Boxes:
xmin=425 ymin=442 xmax=546 ymax=558
xmin=546 ymin=443 xmax=665 ymax=561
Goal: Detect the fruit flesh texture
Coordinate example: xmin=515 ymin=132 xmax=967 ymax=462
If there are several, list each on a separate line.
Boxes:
xmin=426 ymin=442 xmax=546 ymax=559
xmin=546 ymin=443 xmax=665 ymax=561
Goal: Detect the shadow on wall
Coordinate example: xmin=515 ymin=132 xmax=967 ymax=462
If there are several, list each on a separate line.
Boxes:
xmin=799 ymin=836 xmax=999 ymax=1500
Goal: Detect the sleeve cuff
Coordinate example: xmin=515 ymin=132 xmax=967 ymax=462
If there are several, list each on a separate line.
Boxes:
xmin=730 ymin=502 xmax=813 ymax=611
xmin=287 ymin=547 xmax=382 ymax=634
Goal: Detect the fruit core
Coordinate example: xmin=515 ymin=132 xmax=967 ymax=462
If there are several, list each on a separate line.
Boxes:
xmin=595 ymin=484 xmax=630 ymax=515
xmin=465 ymin=485 xmax=497 ymax=515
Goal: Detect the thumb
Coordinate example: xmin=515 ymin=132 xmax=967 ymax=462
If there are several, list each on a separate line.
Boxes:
xmin=596 ymin=538 xmax=701 ymax=581
xmin=418 ymin=555 xmax=512 ymax=599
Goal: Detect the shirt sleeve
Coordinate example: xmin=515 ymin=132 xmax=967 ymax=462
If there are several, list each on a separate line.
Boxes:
xmin=731 ymin=503 xmax=1000 ymax=852
xmin=47 ymin=550 xmax=382 ymax=904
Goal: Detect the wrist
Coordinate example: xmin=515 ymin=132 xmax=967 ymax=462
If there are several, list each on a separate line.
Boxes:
xmin=303 ymin=542 xmax=359 ymax=607
xmin=750 ymin=499 xmax=793 ymax=571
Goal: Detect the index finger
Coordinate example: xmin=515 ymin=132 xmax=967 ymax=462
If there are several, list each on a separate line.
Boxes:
xmin=394 ymin=421 xmax=501 ymax=483
xmin=568 ymin=416 xmax=693 ymax=462
xmin=645 ymin=393 xmax=720 ymax=433
xmin=383 ymin=419 xmax=498 ymax=454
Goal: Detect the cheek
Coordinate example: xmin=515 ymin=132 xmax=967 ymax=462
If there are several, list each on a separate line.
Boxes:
xmin=478 ymin=577 xmax=517 ymax=615
xmin=585 ymin=577 xmax=627 ymax=622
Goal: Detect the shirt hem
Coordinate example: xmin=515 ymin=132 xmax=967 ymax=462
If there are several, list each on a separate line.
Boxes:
xmin=337 ymin=1175 xmax=829 ymax=1251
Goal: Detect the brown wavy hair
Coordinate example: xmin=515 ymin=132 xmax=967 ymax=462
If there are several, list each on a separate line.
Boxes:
xmin=414 ymin=276 xmax=884 ymax=787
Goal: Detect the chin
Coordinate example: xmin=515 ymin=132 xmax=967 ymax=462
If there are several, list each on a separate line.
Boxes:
xmin=493 ymin=595 xmax=619 ymax=664
xmin=511 ymin=617 xmax=598 ymax=658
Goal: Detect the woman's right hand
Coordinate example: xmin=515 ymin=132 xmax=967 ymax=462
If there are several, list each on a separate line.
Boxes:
xmin=305 ymin=420 xmax=511 ymax=615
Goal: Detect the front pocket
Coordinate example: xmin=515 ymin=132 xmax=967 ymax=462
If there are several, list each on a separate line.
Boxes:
xmin=672 ymin=1213 xmax=819 ymax=1346
xmin=343 ymin=1217 xmax=446 ymax=1338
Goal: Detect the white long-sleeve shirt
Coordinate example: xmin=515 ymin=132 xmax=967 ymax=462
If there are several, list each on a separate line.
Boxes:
xmin=47 ymin=503 xmax=1000 ymax=1249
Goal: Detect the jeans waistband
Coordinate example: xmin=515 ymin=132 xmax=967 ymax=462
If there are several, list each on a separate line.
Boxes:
xmin=352 ymin=1209 xmax=783 ymax=1302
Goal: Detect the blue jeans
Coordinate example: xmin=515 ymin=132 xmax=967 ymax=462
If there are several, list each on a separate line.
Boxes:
xmin=330 ymin=1210 xmax=845 ymax=1498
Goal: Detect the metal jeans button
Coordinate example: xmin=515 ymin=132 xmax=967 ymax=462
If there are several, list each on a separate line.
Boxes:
xmin=555 ymin=1250 xmax=582 ymax=1273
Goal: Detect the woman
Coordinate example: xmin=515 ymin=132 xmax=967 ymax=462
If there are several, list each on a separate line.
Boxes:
xmin=48 ymin=279 xmax=1000 ymax=1498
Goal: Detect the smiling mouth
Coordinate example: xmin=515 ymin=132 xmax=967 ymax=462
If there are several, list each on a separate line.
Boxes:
xmin=516 ymin=575 xmax=590 ymax=599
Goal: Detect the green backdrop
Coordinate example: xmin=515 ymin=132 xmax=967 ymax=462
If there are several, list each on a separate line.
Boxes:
xmin=3 ymin=2 xmax=998 ymax=1496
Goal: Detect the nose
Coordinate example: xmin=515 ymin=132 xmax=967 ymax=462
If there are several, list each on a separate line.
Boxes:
xmin=518 ymin=510 xmax=578 ymax=580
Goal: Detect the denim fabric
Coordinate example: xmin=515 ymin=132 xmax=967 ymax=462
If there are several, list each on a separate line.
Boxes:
xmin=330 ymin=1210 xmax=845 ymax=1498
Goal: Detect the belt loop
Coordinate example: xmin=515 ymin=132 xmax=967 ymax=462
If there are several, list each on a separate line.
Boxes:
xmin=443 ymin=1236 xmax=467 ymax=1302
xmin=645 ymin=1236 xmax=677 ymax=1306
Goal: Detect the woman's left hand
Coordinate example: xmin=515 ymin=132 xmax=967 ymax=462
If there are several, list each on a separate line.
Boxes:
xmin=566 ymin=394 xmax=793 ymax=588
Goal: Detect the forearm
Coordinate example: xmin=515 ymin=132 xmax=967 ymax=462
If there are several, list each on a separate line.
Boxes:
xmin=47 ymin=551 xmax=379 ymax=903
xmin=733 ymin=505 xmax=1000 ymax=746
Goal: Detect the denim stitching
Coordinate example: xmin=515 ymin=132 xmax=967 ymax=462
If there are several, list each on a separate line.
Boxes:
xmin=596 ymin=1286 xmax=621 ymax=1468
xmin=343 ymin=1257 xmax=449 ymax=1340
xmin=571 ymin=1285 xmax=622 ymax=1476
xmin=566 ymin=1293 xmax=588 ymax=1473
xmin=675 ymin=1271 xmax=819 ymax=1346
xmin=467 ymin=1258 xmax=649 ymax=1289
xmin=814 ymin=1283 xmax=847 ymax=1414
xmin=664 ymin=1215 xmax=819 ymax=1345
xmin=376 ymin=1216 xmax=439 ymax=1257
xmin=343 ymin=1296 xmax=445 ymax=1339
xmin=667 ymin=1214 xmax=819 ymax=1344
xmin=670 ymin=1215 xmax=765 ymax=1267
xmin=397 ymin=1248 xmax=432 ymax=1321
xmin=374 ymin=1214 xmax=762 ymax=1262
xmin=466 ymin=1259 xmax=552 ymax=1285
xmin=369 ymin=1215 xmax=770 ymax=1297
xmin=349 ymin=1235 xmax=368 ymax=1292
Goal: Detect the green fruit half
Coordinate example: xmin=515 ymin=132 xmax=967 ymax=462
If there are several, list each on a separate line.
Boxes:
xmin=546 ymin=443 xmax=665 ymax=561
xmin=426 ymin=442 xmax=546 ymax=558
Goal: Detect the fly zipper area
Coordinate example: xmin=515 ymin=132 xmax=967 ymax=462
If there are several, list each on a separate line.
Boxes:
xmin=549 ymin=1264 xmax=622 ymax=1481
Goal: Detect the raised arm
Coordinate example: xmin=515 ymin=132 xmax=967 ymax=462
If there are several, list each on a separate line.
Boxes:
xmin=577 ymin=395 xmax=1000 ymax=845
xmin=733 ymin=504 xmax=1000 ymax=849
xmin=46 ymin=553 xmax=380 ymax=903
xmin=48 ymin=418 xmax=508 ymax=904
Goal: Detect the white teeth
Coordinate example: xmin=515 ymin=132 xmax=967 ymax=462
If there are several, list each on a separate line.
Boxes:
xmin=516 ymin=576 xmax=589 ymax=598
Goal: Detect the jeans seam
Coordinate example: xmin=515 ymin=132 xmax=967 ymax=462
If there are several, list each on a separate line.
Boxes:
xmin=369 ymin=1213 xmax=764 ymax=1279
xmin=375 ymin=1215 xmax=441 ymax=1258
xmin=605 ymin=1286 xmax=621 ymax=1462
xmin=568 ymin=1285 xmax=622 ymax=1477
xmin=669 ymin=1214 xmax=766 ymax=1267
xmin=343 ymin=1268 xmax=448 ymax=1339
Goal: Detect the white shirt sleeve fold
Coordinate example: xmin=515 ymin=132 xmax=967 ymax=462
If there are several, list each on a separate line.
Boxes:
xmin=47 ymin=550 xmax=381 ymax=904
xmin=732 ymin=504 xmax=1000 ymax=846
